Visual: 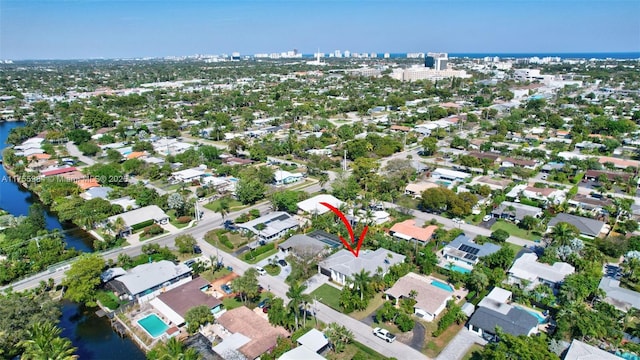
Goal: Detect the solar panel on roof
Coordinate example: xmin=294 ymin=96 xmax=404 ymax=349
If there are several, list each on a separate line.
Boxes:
xmin=464 ymin=254 xmax=478 ymax=261
xmin=469 ymin=247 xmax=480 ymax=255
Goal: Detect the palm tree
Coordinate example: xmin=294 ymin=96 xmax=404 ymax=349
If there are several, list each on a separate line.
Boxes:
xmin=286 ymin=283 xmax=310 ymax=330
xmin=153 ymin=337 xmax=200 ymax=360
xmin=217 ymin=197 xmax=230 ymax=221
xmin=352 ymin=269 xmax=371 ymax=302
xmin=550 ymin=222 xmax=578 ymax=246
xmin=19 ymin=322 xmax=78 ymax=360
xmin=318 ymin=172 xmax=329 ymax=189
xmin=409 ymin=290 xmax=418 ymax=299
xmin=324 ymin=322 xmax=354 ymax=353
xmin=113 ymin=216 xmax=127 ymax=237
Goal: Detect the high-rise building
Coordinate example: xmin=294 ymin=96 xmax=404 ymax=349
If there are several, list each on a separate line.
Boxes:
xmin=344 ymin=50 xmax=351 ymax=58
xmin=425 ymin=52 xmax=448 ymax=71
xmin=384 ymin=53 xmax=390 ymax=59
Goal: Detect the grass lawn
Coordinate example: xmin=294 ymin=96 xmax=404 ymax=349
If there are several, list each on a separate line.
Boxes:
xmin=396 ymin=195 xmax=420 ymax=210
xmin=139 ymin=230 xmax=167 ymax=241
xmin=462 ymin=344 xmax=484 ymax=360
xmin=350 ymin=293 xmax=385 ymax=321
xmin=326 ymin=340 xmax=387 ymax=360
xmin=170 ymin=218 xmax=192 ymax=229
xmin=204 ymin=198 xmax=244 ymax=212
xmin=264 ymin=264 xmax=281 ymax=276
xmin=422 ymin=318 xmax=465 ymax=358
xmin=311 ymin=284 xmax=343 ymax=311
xmin=505 ymin=242 xmax=523 ymax=254
xmin=200 ymin=268 xmax=232 ymax=282
xmin=244 ymin=248 xmax=279 ymax=264
xmin=222 ymin=296 xmax=243 ymax=310
xmin=490 ymin=220 xmax=540 ymax=241
xmin=96 ymin=290 xmax=125 ymax=311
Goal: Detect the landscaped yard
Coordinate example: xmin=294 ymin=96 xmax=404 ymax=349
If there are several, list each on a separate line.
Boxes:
xmin=310 ymin=284 xmax=343 ymax=311
xmin=222 ymin=296 xmax=243 ymax=310
xmin=350 ymin=293 xmax=385 ymax=321
xmin=490 ymin=220 xmax=540 ymax=241
xmin=422 ymin=316 xmax=466 ymax=357
xmin=204 ymin=229 xmax=250 ymax=251
xmin=200 ymin=267 xmax=232 ymax=282
xmin=204 ymin=198 xmax=244 ymax=212
xmin=244 ymin=247 xmax=279 ymax=264
xmin=396 ymin=195 xmax=420 ymax=210
xmin=264 ymin=264 xmax=281 ymax=276
xmin=326 ymin=340 xmax=387 ymax=360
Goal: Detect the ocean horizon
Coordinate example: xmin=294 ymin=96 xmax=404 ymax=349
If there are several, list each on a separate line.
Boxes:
xmin=304 ymin=52 xmax=640 ymax=60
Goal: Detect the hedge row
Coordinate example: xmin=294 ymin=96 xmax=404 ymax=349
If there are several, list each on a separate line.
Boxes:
xmin=219 ymin=235 xmax=234 ymax=249
xmin=243 ymin=243 xmax=275 ymax=260
xmin=131 ymin=219 xmax=155 ymax=231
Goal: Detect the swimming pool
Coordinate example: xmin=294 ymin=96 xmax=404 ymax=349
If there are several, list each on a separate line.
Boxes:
xmin=617 ymin=351 xmax=640 ymax=360
xmin=137 ymin=314 xmax=169 ymax=338
xmin=447 ymin=264 xmax=471 ymax=274
xmin=515 ymin=305 xmax=546 ymax=324
xmin=431 ymin=280 xmax=454 ymax=292
xmin=437 ymin=180 xmax=452 ymax=187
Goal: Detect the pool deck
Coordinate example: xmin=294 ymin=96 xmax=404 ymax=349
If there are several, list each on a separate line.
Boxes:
xmin=425 ymin=275 xmax=468 ymax=303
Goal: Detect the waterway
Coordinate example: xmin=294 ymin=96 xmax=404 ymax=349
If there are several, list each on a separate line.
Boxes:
xmin=0 ymin=121 xmax=94 ymax=252
xmin=0 ymin=121 xmax=145 ymax=359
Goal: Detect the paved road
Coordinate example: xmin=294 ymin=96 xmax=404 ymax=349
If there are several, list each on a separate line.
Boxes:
xmin=65 ymin=142 xmax=96 ymax=166
xmin=383 ymin=202 xmax=537 ymax=248
xmin=436 ymin=328 xmax=487 ymax=360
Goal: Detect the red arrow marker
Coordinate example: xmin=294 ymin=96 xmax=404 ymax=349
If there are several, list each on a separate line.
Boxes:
xmin=320 ymin=202 xmax=369 ymax=258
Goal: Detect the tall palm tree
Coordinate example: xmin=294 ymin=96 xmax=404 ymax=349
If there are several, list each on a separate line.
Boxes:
xmin=19 ymin=322 xmax=78 ymax=360
xmin=113 ymin=216 xmax=127 ymax=237
xmin=352 ymin=269 xmax=371 ymax=301
xmin=286 ymin=283 xmax=310 ymax=330
xmin=217 ymin=197 xmax=230 ymax=221
xmin=551 ymin=222 xmax=578 ymax=246
xmin=324 ymin=322 xmax=354 ymax=353
xmin=154 ymin=337 xmax=200 ymax=360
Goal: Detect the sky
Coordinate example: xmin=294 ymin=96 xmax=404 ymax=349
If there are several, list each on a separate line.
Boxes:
xmin=1 ymin=0 xmax=639 ymax=60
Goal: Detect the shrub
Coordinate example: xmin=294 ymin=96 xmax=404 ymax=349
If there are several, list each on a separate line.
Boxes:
xmin=219 ymin=235 xmax=234 ymax=249
xmin=490 ymin=229 xmax=510 ymax=243
xmin=243 ymin=243 xmax=275 ymax=260
xmin=395 ymin=313 xmax=415 ymax=332
xmin=177 ymin=216 xmax=192 ymax=224
xmin=143 ymin=224 xmax=164 ymax=236
xmin=132 ymin=219 xmax=155 ymax=231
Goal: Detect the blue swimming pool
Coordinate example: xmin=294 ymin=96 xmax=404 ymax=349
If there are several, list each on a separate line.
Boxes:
xmin=137 ymin=314 xmax=169 ymax=338
xmin=617 ymin=351 xmax=640 ymax=360
xmin=447 ymin=264 xmax=471 ymax=274
xmin=515 ymin=305 xmax=546 ymax=324
xmin=431 ymin=280 xmax=454 ymax=292
xmin=437 ymin=180 xmax=452 ymax=187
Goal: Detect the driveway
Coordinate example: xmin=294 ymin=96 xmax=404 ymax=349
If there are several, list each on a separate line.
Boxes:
xmin=65 ymin=142 xmax=96 ymax=166
xmin=436 ymin=328 xmax=487 ymax=360
xmin=478 ymin=218 xmax=496 ymax=229
xmin=409 ymin=322 xmax=426 ymax=351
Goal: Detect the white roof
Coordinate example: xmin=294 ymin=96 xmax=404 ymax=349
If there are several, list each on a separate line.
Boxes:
xmin=297 ymin=194 xmax=344 ymax=215
xmin=172 ymin=168 xmax=205 ymax=179
xmin=150 ymin=297 xmax=185 ymax=325
xmin=432 ymin=168 xmax=471 ymax=179
xmin=113 ymin=260 xmax=191 ymax=296
xmin=107 ymin=205 xmax=168 ymax=227
xmin=274 ymin=170 xmax=303 ymax=182
xmin=278 ymin=346 xmax=326 ymax=360
xmin=508 ymin=253 xmax=575 ymax=283
xmin=484 ymin=287 xmax=512 ymax=304
xmin=563 ymin=339 xmax=620 ymax=360
xmin=213 ymin=333 xmax=251 ymax=359
xmin=297 ymin=329 xmax=328 ymax=352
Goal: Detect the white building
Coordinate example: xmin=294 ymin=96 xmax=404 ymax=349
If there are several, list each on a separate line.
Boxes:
xmin=507 ymin=253 xmax=575 ymax=290
xmin=431 ymin=168 xmax=472 ymax=182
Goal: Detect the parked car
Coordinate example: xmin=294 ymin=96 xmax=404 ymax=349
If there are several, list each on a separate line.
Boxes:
xmin=184 ymin=259 xmax=196 ymax=268
xmin=452 ymin=218 xmax=462 ymax=224
xmin=262 ymin=305 xmax=270 ymax=313
xmin=277 ymin=259 xmax=288 ymax=267
xmin=258 ymin=299 xmax=270 ymax=308
xmin=255 ymin=266 xmax=267 ymax=276
xmin=483 ymin=215 xmax=492 ymax=222
xmin=373 ymin=327 xmax=396 ymax=343
xmin=193 ymin=245 xmax=202 ymax=254
xmin=221 ymin=283 xmax=233 ymax=294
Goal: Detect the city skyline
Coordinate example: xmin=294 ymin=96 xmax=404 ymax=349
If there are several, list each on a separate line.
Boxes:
xmin=1 ymin=0 xmax=639 ymax=60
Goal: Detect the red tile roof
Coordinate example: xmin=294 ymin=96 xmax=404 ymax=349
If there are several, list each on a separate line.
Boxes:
xmin=389 ymin=220 xmax=437 ymax=242
xmin=41 ymin=167 xmax=77 ymax=177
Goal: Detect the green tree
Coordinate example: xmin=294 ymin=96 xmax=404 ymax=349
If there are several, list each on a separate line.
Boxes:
xmin=352 ymin=269 xmax=371 ymax=302
xmin=520 ymin=215 xmax=538 ymax=231
xmin=421 ymin=137 xmax=438 ymax=156
xmin=490 ymin=229 xmax=510 ymax=243
xmin=236 ymin=179 xmax=267 ymax=205
xmin=481 ymin=330 xmax=559 ymax=360
xmin=175 ymin=234 xmax=197 ymax=254
xmin=62 ymin=253 xmax=105 ymax=306
xmin=286 ymin=283 xmax=310 ymax=330
xmin=550 ymin=222 xmax=579 ymax=246
xmin=184 ymin=305 xmax=215 ymax=334
xmin=146 ymin=337 xmax=200 ymax=360
xmin=324 ymin=323 xmax=354 ymax=353
xmin=232 ymin=268 xmax=260 ymax=304
xmin=18 ymin=322 xmax=77 ymax=360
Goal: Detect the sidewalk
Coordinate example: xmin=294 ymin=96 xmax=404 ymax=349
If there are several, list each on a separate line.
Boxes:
xmin=436 ymin=328 xmax=487 ymax=360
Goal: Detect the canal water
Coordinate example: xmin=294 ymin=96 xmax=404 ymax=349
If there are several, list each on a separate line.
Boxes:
xmin=0 ymin=121 xmax=145 ymax=359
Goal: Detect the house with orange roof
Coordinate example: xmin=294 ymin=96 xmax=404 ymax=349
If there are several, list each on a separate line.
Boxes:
xmin=126 ymin=151 xmax=146 ymax=160
xmin=77 ymin=178 xmax=100 ymax=190
xmin=389 ymin=219 xmax=437 ymax=243
xmin=27 ymin=153 xmax=51 ymax=161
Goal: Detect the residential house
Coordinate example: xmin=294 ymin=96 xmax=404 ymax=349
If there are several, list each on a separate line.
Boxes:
xmin=598 ymin=276 xmax=640 ymax=312
xmin=507 ymin=253 xmax=575 ymax=290
xmin=547 ymin=213 xmax=607 ymax=238
xmin=431 ymin=168 xmax=472 ymax=183
xmin=106 ymin=205 xmax=169 ymax=237
xmin=238 ymin=212 xmax=299 ymax=243
xmin=213 ymin=306 xmax=290 ymax=360
xmin=404 ymin=182 xmax=439 ymax=198
xmin=318 ymin=248 xmax=406 ymax=285
xmin=150 ymin=277 xmax=223 ymax=326
xmin=279 ymin=328 xmax=329 ymax=360
xmin=278 ymin=234 xmax=336 ymax=258
xmin=107 ymin=260 xmax=192 ymax=303
xmin=598 ymin=156 xmax=640 ymax=170
xmin=563 ymin=339 xmax=620 ymax=360
xmin=296 ymin=194 xmax=344 ymax=215
xmin=82 ymin=186 xmax=112 ymax=200
xmin=467 ymin=151 xmax=501 ymax=164
xmin=171 ymin=168 xmax=205 ymax=183
xmin=468 ymin=287 xmax=539 ymax=340
xmin=274 ymin=170 xmax=304 ymax=186
xmin=568 ymin=194 xmax=613 ymax=213
xmin=584 ymin=169 xmax=632 ymax=183
xmin=389 ymin=220 xmax=437 ymax=243
xmin=501 ymin=157 xmax=538 ymax=169
xmin=491 ymin=201 xmax=542 ymax=222
xmin=385 ymin=272 xmax=453 ymax=322
xmin=441 ymin=234 xmax=501 ymax=269
xmin=40 ymin=166 xmax=78 ymax=177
